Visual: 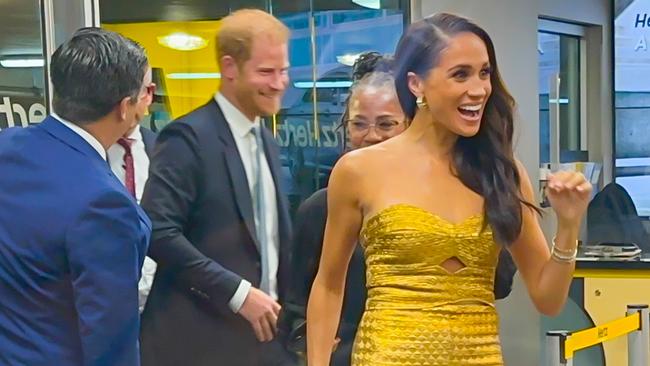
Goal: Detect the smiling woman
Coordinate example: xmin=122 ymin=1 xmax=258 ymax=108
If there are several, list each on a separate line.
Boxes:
xmin=413 ymin=31 xmax=492 ymax=137
xmin=307 ymin=13 xmax=592 ymax=366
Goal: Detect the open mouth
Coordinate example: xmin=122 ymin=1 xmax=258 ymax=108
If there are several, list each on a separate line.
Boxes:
xmin=458 ymin=104 xmax=482 ymax=120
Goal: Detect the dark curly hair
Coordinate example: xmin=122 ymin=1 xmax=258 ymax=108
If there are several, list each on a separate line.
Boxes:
xmin=339 ymin=51 xmax=396 ymax=131
xmin=351 ymin=51 xmax=392 ymax=81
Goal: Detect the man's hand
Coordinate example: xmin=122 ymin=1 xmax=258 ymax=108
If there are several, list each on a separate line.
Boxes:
xmin=238 ymin=287 xmax=281 ymax=342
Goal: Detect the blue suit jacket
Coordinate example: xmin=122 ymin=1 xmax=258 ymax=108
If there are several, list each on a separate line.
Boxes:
xmin=0 ymin=116 xmax=151 ymax=366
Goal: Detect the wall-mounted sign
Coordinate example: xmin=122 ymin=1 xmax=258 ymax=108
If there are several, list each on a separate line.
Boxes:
xmin=0 ymin=96 xmax=46 ymax=130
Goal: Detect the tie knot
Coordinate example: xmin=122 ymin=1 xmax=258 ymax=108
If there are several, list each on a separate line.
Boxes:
xmin=117 ymin=137 xmax=134 ymax=152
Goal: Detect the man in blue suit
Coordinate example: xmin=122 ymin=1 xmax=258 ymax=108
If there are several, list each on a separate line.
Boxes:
xmin=0 ymin=28 xmax=153 ymax=366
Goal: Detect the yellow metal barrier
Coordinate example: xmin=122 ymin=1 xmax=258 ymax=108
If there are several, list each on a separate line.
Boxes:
xmin=546 ymin=304 xmax=649 ymax=366
xmin=564 ymin=312 xmax=640 ymax=358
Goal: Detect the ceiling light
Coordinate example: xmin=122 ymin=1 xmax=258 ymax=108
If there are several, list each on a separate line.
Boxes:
xmin=157 ymin=32 xmax=208 ymax=51
xmin=293 ymin=81 xmax=353 ymax=88
xmin=352 ymin=0 xmax=381 ymax=9
xmin=166 ymin=72 xmax=221 ymax=80
xmin=0 ymin=57 xmax=44 ymax=68
xmin=336 ymin=53 xmax=361 ymax=66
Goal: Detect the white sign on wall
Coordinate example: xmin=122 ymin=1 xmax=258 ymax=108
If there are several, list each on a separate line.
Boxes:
xmin=0 ymin=96 xmax=46 ymax=130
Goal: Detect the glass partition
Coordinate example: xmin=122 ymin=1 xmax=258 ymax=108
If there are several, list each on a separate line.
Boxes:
xmin=0 ymin=0 xmax=47 ymax=130
xmin=615 ymin=0 xmax=650 ymax=217
xmin=99 ymin=0 xmax=407 ymax=214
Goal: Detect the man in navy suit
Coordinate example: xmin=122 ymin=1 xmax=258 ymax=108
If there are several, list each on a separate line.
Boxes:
xmin=0 ymin=28 xmax=153 ymax=366
xmin=140 ymin=9 xmax=294 ymax=366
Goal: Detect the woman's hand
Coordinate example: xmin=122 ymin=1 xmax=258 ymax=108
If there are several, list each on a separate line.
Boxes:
xmin=546 ymin=171 xmax=592 ymax=226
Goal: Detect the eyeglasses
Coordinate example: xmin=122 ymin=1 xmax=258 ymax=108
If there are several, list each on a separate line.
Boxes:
xmin=345 ymin=119 xmax=402 ymax=135
xmin=139 ymin=83 xmax=156 ymax=100
xmin=145 ymin=83 xmax=156 ymax=97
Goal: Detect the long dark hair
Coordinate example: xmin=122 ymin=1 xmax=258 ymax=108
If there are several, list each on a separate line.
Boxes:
xmin=393 ymin=13 xmax=539 ymax=246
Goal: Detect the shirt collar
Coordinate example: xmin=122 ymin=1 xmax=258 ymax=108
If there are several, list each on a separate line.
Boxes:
xmin=214 ymin=92 xmax=260 ymax=138
xmin=126 ymin=124 xmax=143 ymax=142
xmin=51 ymin=112 xmax=107 ymax=161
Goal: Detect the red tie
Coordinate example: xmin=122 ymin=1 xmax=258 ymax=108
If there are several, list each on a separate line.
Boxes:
xmin=117 ymin=137 xmax=136 ymax=198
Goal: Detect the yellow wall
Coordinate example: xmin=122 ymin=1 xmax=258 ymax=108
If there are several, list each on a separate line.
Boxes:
xmin=104 ymin=20 xmax=223 ymax=118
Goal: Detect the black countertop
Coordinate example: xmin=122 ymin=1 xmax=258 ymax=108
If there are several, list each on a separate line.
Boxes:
xmin=576 ymin=254 xmax=650 ymax=270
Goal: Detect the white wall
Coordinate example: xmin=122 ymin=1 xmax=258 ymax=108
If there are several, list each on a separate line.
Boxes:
xmin=539 ymin=0 xmax=610 ymax=24
xmin=411 ymin=1 xmax=612 ymax=364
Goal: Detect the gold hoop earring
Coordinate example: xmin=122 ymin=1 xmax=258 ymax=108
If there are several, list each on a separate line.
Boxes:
xmin=416 ymin=96 xmax=428 ymax=110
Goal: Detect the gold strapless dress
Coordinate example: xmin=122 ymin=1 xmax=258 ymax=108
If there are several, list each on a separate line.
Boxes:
xmin=352 ymin=204 xmax=504 ymax=366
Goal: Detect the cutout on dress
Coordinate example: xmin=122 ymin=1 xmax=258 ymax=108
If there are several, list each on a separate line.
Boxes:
xmin=440 ymin=256 xmax=466 ymax=274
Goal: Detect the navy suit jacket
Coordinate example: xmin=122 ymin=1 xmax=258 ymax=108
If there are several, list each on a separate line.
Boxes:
xmin=140 ymin=100 xmax=292 ymax=366
xmin=140 ymin=126 xmax=156 ymax=157
xmin=0 ymin=116 xmax=151 ymax=366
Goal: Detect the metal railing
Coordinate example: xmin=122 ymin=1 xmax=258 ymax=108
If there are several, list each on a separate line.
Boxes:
xmin=546 ymin=304 xmax=649 ymax=365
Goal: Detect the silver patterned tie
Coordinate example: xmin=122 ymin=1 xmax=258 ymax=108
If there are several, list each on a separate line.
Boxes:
xmin=251 ymin=126 xmax=270 ymax=294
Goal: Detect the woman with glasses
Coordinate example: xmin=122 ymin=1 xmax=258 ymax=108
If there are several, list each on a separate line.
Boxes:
xmin=280 ymin=52 xmax=407 ymax=366
xmin=307 ymin=13 xmax=592 ymax=366
xmin=342 ymin=52 xmax=407 ymax=150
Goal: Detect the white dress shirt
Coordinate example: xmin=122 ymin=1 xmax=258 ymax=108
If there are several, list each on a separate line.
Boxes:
xmin=215 ymin=93 xmax=280 ymax=312
xmin=107 ymin=125 xmax=149 ymax=204
xmin=107 ymin=125 xmax=157 ymax=313
xmin=52 ymin=113 xmax=106 ymax=161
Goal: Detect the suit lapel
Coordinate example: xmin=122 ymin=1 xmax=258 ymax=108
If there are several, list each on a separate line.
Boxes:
xmin=210 ymin=101 xmax=260 ymax=251
xmin=261 ymin=131 xmax=281 ymax=197
xmin=261 ymin=129 xmax=291 ymax=296
xmin=261 ymin=130 xmax=291 ymax=242
xmin=141 ymin=127 xmax=156 ymax=157
xmin=223 ymin=145 xmax=259 ymax=249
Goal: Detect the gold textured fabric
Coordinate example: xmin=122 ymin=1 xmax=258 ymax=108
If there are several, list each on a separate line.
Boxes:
xmin=352 ymin=204 xmax=504 ymax=366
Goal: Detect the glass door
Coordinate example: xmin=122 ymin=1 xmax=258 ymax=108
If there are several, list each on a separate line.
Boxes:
xmin=538 ymin=30 xmax=583 ymax=164
xmin=0 ymin=0 xmax=47 ymax=130
xmin=97 ymin=0 xmax=408 ymax=215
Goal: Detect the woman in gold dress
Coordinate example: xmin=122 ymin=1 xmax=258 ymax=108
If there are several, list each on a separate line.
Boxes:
xmin=306 ymin=13 xmax=592 ymax=366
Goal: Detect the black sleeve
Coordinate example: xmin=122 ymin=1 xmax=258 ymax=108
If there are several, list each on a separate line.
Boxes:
xmin=493 ymin=248 xmax=517 ymax=300
xmin=141 ymin=122 xmax=242 ymax=309
xmin=140 ymin=127 xmax=157 ymax=157
xmin=278 ymin=190 xmax=328 ymax=342
xmin=291 ymin=190 xmax=328 ymax=309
